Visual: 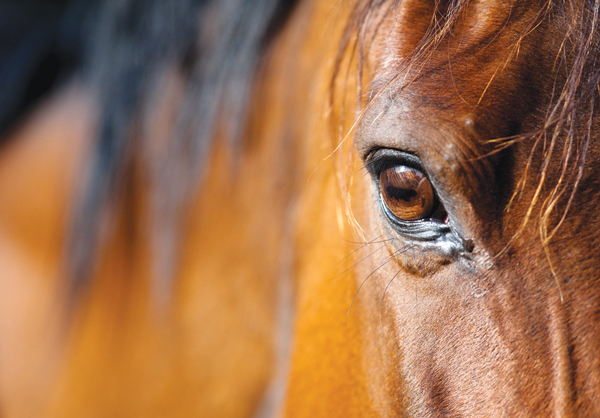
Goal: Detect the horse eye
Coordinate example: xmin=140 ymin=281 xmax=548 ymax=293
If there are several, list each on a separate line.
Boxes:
xmin=380 ymin=165 xmax=435 ymax=221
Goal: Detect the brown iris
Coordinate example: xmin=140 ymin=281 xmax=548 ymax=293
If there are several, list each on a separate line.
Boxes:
xmin=380 ymin=165 xmax=435 ymax=221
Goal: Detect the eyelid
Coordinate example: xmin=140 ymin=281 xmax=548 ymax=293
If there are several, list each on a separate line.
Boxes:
xmin=364 ymin=148 xmax=426 ymax=177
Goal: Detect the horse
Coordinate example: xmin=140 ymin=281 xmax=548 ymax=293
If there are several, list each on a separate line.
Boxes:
xmin=0 ymin=0 xmax=599 ymax=416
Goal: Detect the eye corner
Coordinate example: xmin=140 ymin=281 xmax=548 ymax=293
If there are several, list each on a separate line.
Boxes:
xmin=362 ymin=146 xmax=389 ymax=176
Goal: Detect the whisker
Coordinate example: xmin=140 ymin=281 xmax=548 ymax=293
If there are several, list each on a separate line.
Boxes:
xmin=346 ymin=244 xmax=414 ymax=321
xmin=379 ymin=265 xmax=405 ymax=328
xmin=341 ymin=237 xmax=395 ymax=247
xmin=329 ymin=242 xmax=388 ymax=281
xmin=346 ymin=252 xmax=399 ymax=321
xmin=336 ymin=236 xmax=395 ymax=266
xmin=340 ymin=234 xmax=385 ymax=246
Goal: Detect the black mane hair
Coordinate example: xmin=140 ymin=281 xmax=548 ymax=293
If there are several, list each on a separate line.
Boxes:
xmin=0 ymin=0 xmax=84 ymax=137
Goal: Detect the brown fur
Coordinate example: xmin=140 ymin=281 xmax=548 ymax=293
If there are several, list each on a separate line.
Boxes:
xmin=0 ymin=0 xmax=599 ymax=417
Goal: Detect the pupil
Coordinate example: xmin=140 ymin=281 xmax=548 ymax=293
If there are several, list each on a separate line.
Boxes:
xmin=386 ymin=186 xmax=417 ymax=202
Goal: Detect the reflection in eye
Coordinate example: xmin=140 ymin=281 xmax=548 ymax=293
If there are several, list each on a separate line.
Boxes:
xmin=380 ymin=165 xmax=435 ymax=221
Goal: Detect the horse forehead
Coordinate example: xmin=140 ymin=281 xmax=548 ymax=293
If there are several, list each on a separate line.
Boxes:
xmin=360 ymin=0 xmax=566 ymax=157
xmin=357 ymin=99 xmax=482 ymax=169
xmin=370 ymin=0 xmax=543 ymax=73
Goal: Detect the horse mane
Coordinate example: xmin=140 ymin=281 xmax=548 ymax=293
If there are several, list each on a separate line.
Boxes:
xmin=334 ymin=0 xmax=600 ymax=267
xmin=0 ymin=0 xmax=82 ymax=138
xmin=0 ymin=0 xmax=298 ymax=300
xmin=67 ymin=0 xmax=299 ymax=301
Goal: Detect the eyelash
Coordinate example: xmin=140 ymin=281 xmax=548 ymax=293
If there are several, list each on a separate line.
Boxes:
xmin=364 ymin=147 xmax=425 ymax=176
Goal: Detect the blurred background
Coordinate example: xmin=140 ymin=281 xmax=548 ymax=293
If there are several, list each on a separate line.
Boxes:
xmin=0 ymin=0 xmax=315 ymax=416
